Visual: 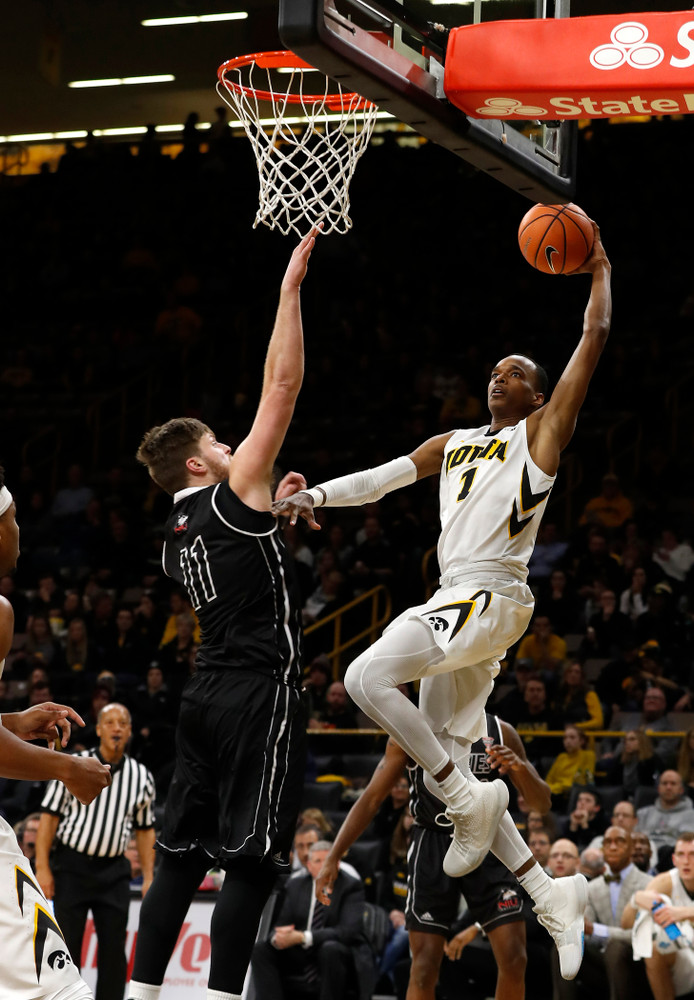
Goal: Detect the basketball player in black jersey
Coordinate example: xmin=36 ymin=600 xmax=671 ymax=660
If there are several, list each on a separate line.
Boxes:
xmin=127 ymin=228 xmax=320 ymax=1000
xmin=316 ymin=713 xmax=551 ymax=1000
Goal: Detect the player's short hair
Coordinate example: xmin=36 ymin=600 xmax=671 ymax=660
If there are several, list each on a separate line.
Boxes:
xmin=521 ymin=355 xmax=549 ymax=397
xmin=136 ymin=417 xmax=211 ymax=495
xmin=675 ymin=831 xmax=694 ymax=847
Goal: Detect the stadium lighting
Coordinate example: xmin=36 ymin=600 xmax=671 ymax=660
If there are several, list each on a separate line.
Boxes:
xmin=68 ymin=75 xmax=175 ymax=89
xmin=141 ymin=12 xmax=248 ymax=26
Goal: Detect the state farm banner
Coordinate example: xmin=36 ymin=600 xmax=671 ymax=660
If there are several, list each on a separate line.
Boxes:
xmin=80 ymin=897 xmax=216 ymax=999
xmin=444 ymin=11 xmax=694 ymax=119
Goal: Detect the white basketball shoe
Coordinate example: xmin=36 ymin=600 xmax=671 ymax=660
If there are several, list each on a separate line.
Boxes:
xmin=442 ymin=780 xmax=509 ymax=878
xmin=534 ymin=872 xmax=588 ymax=980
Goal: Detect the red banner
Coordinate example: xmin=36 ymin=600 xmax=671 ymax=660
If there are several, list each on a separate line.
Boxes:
xmin=444 ymin=11 xmax=694 ymax=119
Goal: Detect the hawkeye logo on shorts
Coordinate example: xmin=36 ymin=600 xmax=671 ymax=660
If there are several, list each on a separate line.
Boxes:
xmin=425 ymin=590 xmax=492 ymax=641
xmin=174 ymin=514 xmax=189 ymax=535
xmin=15 ymin=867 xmax=67 ymax=983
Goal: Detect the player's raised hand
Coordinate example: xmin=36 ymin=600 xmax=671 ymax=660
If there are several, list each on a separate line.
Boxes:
xmin=281 ymin=224 xmax=322 ymax=290
xmin=64 ymin=754 xmax=112 ymax=804
xmin=275 ymin=471 xmax=308 ymax=502
xmin=2 ymin=702 xmax=86 ymax=747
xmin=567 ymin=220 xmax=610 ymax=275
xmin=272 ymin=491 xmax=321 ymax=530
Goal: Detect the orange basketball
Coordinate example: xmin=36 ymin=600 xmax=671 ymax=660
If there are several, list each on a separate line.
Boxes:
xmin=518 ymin=203 xmax=594 ymax=275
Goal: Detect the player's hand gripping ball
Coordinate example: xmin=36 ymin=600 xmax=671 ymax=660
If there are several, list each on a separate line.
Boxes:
xmin=518 ymin=202 xmax=594 ymax=275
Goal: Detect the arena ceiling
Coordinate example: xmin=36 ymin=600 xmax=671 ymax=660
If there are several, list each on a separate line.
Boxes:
xmin=0 ymin=0 xmax=689 ymax=138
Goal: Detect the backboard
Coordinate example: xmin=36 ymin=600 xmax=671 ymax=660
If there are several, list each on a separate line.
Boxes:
xmin=278 ymin=0 xmax=576 ymax=202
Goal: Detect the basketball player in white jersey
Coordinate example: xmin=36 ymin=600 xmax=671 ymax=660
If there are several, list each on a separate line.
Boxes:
xmin=273 ymin=218 xmax=611 ymax=980
xmin=0 ymin=469 xmax=112 ymax=1000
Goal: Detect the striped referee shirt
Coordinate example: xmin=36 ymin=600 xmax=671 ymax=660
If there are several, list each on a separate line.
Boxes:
xmin=41 ymin=750 xmax=155 ymax=858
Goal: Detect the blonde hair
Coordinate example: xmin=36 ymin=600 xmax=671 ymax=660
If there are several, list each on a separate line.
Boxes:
xmin=622 ymin=728 xmax=654 ymax=764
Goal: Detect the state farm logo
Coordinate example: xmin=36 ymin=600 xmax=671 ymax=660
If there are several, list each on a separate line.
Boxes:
xmin=476 ymin=97 xmax=547 ymax=117
xmin=590 ymin=22 xmax=664 ymax=70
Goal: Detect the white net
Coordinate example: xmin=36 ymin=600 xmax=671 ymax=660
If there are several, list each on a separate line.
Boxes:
xmin=217 ymin=55 xmax=379 ymax=237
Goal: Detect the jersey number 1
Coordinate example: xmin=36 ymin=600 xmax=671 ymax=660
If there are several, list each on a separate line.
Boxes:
xmin=180 ymin=535 xmax=217 ymax=609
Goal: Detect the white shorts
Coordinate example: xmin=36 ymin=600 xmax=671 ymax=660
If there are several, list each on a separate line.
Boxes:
xmin=0 ymin=817 xmax=92 ymax=1000
xmin=671 ymin=948 xmax=694 ymax=997
xmin=386 ymin=579 xmax=533 ymax=743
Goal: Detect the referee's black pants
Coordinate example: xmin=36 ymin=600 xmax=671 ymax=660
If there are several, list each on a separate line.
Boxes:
xmin=53 ymin=845 xmax=131 ymax=1000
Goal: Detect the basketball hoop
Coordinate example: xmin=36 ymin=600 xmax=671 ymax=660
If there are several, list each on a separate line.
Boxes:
xmin=216 ymin=50 xmax=379 ymax=237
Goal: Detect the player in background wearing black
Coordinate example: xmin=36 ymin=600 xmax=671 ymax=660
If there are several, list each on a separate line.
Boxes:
xmin=127 ymin=228 xmax=320 ymax=1000
xmin=0 ymin=468 xmax=112 ymax=1000
xmin=315 ymin=710 xmax=551 ymax=1000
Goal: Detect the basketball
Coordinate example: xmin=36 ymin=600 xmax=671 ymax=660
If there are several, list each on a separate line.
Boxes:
xmin=518 ymin=203 xmax=594 ymax=275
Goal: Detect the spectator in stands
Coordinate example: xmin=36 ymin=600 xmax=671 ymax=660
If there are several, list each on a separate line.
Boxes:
xmin=297 ymin=810 xmax=335 ymax=840
xmin=602 ymin=729 xmax=662 ymax=798
xmin=132 ymin=593 xmax=166 ymax=657
xmin=579 ymin=846 xmax=605 ymax=881
xmin=633 ymin=642 xmax=691 ymax=712
xmin=567 ymin=826 xmax=652 ymax=1000
xmin=251 ymin=840 xmax=376 ymax=1000
xmin=378 ymin=808 xmax=411 ymax=989
xmin=504 ymin=673 xmax=563 ymax=761
xmin=492 ymin=656 xmax=534 ymax=722
xmin=528 ymin=829 xmax=552 ymax=871
xmin=0 ymin=574 xmax=29 ymax=632
xmin=554 ymin=659 xmax=604 ymax=731
xmin=652 ymin=527 xmax=694 ymax=593
xmin=302 ymin=655 xmax=333 ymax=719
xmin=536 ymin=568 xmax=581 ymax=637
xmin=563 ymin=789 xmax=607 ymax=851
xmin=579 ymin=472 xmax=634 ymax=531
xmin=103 ymin=605 xmax=150 ymax=679
xmin=14 ymin=811 xmax=41 ymax=867
xmin=315 ymin=522 xmax=355 ymax=574
xmin=636 ymin=770 xmax=694 ymax=871
xmin=157 ymin=612 xmax=198 ymax=699
xmin=131 ymin=664 xmax=176 ymax=788
xmin=527 ymin=521 xmax=569 ymax=588
xmin=291 ymin=822 xmax=322 ymax=872
xmin=13 ymin=615 xmax=63 ymax=671
xmin=63 ymin=617 xmax=98 ymax=679
xmin=580 ymin=588 xmax=634 ymax=659
xmin=309 ymin=681 xmax=358 ymax=732
xmin=604 ymin=686 xmax=681 ymax=771
xmin=302 ymin=556 xmax=349 ymax=627
xmin=631 ymin=832 xmax=656 ymax=876
xmin=51 ymin=463 xmax=94 ymax=521
xmin=372 ymin=772 xmax=410 ymax=869
xmin=633 ymin=581 xmax=679 ymax=651
xmin=594 ymin=640 xmax=643 ymax=719
xmin=158 ymin=589 xmax=200 ymax=647
xmin=619 ymin=566 xmax=651 ymax=623
xmin=545 ymin=724 xmax=596 ymax=806
xmin=573 ymin=528 xmax=624 ymax=600
xmin=349 ymin=515 xmax=396 ymax=595
xmin=547 ymin=838 xmax=580 ymax=878
xmin=0 ymin=678 xmax=20 ymax=712
xmin=516 ymin=614 xmax=567 ymax=676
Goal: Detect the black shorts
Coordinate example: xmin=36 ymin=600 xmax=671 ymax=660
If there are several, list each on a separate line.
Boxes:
xmin=405 ymin=825 xmax=525 ymax=935
xmin=160 ymin=669 xmax=307 ymax=869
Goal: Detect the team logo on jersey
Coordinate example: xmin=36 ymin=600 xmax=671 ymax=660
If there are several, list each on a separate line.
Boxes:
xmin=174 ymin=513 xmax=189 ymax=535
xmin=497 ymin=888 xmax=522 ymax=913
xmin=425 ymin=590 xmax=492 ymax=642
xmin=15 ymin=866 xmax=67 ymax=983
xmin=48 ymin=951 xmax=72 ymax=970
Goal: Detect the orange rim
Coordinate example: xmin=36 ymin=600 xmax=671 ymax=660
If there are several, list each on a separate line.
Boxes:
xmin=217 ymin=49 xmax=375 ymax=111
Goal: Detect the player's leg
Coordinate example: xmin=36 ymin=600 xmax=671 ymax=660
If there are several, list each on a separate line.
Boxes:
xmin=438 ymin=730 xmax=586 ymax=982
xmin=208 ymin=857 xmax=278 ymax=993
xmin=486 ymin=920 xmax=527 ymax=1000
xmin=643 ymin=952 xmax=677 ymax=1000
xmin=128 ymin=848 xmax=211 ymax=997
xmin=344 ymin=618 xmax=507 ymax=874
xmin=407 ymin=931 xmax=446 ymax=1000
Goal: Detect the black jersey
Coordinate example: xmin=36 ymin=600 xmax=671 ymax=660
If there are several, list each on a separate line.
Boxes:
xmin=163 ymin=482 xmax=303 ymax=684
xmin=409 ymin=713 xmax=505 ymax=830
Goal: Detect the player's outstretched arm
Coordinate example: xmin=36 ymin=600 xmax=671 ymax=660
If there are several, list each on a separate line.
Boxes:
xmin=315 ymin=739 xmax=408 ymax=904
xmin=488 ymin=720 xmax=552 ymax=813
xmin=0 ymin=720 xmax=111 ymax=799
xmin=2 ymin=702 xmax=86 ymax=747
xmin=272 ymin=432 xmax=453 ymax=528
xmin=229 ymin=226 xmax=320 ymax=511
xmin=527 ymin=220 xmax=611 ymax=476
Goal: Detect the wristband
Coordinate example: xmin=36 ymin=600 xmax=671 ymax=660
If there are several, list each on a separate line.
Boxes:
xmin=302 ymin=487 xmax=326 ymax=508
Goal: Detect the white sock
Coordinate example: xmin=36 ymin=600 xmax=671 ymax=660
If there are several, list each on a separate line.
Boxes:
xmin=207 ymin=991 xmax=241 ymax=1000
xmin=423 ymin=765 xmax=472 ymax=811
xmin=490 ymin=811 xmax=534 ymax=873
xmin=128 ymin=983 xmax=162 ymax=1000
xmin=518 ymin=861 xmax=553 ymax=907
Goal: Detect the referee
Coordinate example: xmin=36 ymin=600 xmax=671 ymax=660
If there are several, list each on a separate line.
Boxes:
xmin=35 ymin=703 xmax=156 ymax=1000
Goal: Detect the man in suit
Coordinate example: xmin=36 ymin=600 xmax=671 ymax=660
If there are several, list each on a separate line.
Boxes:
xmin=553 ymin=825 xmax=651 ymax=1000
xmin=251 ymin=841 xmax=376 ymax=1000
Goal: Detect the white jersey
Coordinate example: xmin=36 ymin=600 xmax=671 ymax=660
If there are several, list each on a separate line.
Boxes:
xmin=438 ymin=418 xmax=555 ymax=585
xmin=0 ymin=816 xmax=91 ymax=1000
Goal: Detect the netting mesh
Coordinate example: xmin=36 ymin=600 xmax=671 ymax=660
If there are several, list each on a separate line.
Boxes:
xmin=217 ymin=58 xmax=379 ymax=237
